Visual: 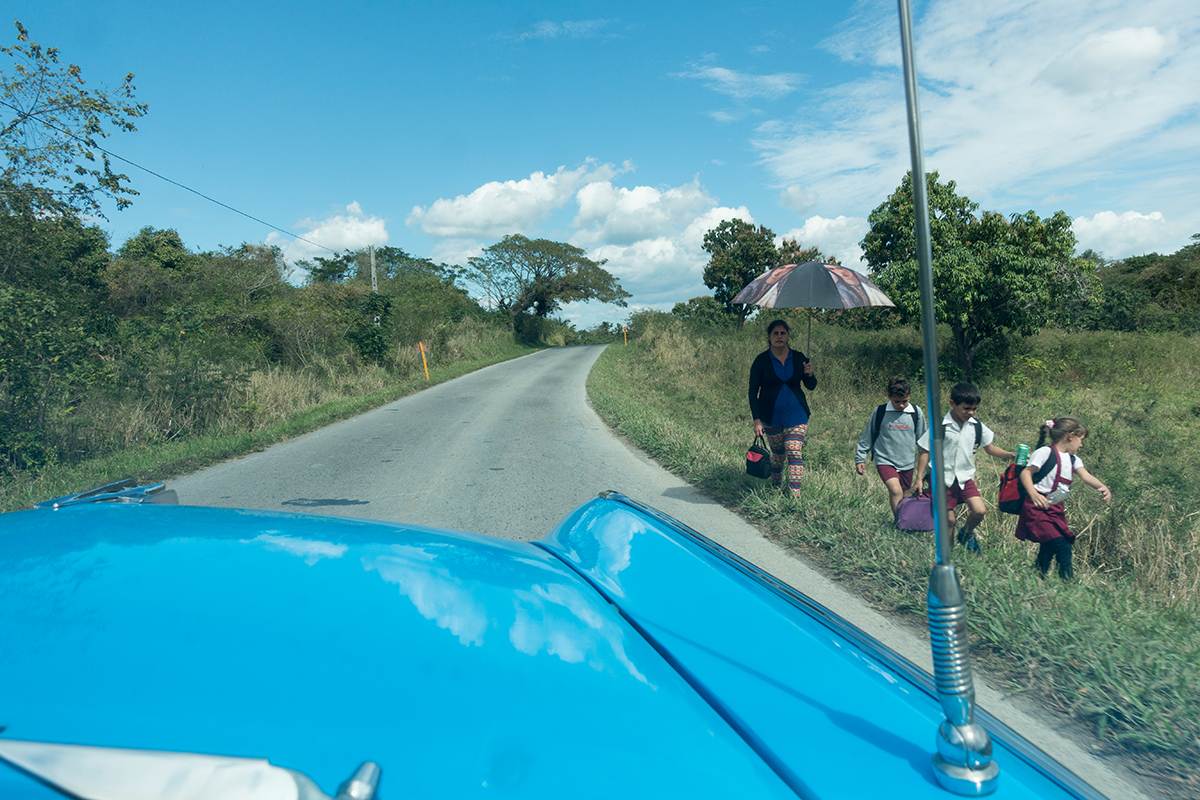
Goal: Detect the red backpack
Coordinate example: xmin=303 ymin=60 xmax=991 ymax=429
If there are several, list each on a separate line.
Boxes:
xmin=998 ymin=451 xmax=1077 ymax=514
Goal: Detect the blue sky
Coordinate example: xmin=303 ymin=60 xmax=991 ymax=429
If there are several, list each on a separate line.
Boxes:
xmin=13 ymin=1 xmax=1200 ymax=326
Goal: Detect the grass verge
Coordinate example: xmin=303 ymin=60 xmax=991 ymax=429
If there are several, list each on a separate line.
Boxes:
xmin=588 ymin=320 xmax=1199 ymax=795
xmin=0 ymin=343 xmax=534 ymax=513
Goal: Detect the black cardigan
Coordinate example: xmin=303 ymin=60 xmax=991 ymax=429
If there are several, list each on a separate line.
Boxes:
xmin=748 ymin=348 xmax=817 ymax=425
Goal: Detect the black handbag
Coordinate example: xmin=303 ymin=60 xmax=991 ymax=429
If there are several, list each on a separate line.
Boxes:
xmin=745 ymin=435 xmax=772 ymax=479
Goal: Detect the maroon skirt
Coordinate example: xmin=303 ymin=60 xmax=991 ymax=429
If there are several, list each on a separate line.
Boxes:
xmin=1014 ymin=499 xmax=1074 ymax=543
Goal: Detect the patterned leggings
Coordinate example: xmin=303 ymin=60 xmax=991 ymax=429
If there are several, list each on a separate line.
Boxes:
xmin=765 ymin=424 xmax=807 ymax=496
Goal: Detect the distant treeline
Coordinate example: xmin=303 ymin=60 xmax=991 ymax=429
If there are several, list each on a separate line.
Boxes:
xmin=1066 ymin=243 xmax=1200 ymax=333
xmin=674 ymin=235 xmax=1200 ymax=336
xmin=681 ymin=173 xmax=1199 ymax=380
xmin=0 ymin=189 xmax=616 ymax=474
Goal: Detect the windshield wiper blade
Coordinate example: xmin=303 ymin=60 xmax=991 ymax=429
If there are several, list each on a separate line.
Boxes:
xmin=0 ymin=739 xmax=379 ymax=800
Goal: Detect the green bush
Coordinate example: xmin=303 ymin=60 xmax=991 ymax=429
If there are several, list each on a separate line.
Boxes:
xmin=0 ymin=286 xmax=109 ymax=469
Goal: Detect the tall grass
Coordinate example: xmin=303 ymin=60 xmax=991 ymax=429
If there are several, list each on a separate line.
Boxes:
xmin=0 ymin=319 xmax=531 ymax=512
xmin=589 ymin=314 xmax=1200 ymax=793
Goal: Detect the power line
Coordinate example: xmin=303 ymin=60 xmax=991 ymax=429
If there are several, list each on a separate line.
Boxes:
xmin=0 ymin=98 xmax=337 ymax=255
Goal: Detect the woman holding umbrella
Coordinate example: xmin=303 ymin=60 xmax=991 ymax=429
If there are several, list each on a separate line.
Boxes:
xmin=749 ymin=319 xmax=817 ymax=496
xmin=738 ymin=259 xmax=893 ymax=495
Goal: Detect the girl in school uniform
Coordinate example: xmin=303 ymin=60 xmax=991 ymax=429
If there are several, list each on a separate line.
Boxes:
xmin=1016 ymin=417 xmax=1112 ymax=579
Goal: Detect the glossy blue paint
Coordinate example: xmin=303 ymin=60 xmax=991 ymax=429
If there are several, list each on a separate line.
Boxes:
xmin=0 ymin=504 xmax=798 ymax=799
xmin=541 ymin=496 xmax=1090 ymax=799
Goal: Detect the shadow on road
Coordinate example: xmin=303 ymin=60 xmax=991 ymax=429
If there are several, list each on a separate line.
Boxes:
xmin=281 ymin=498 xmax=370 ymax=507
xmin=660 ymin=486 xmax=721 ymax=505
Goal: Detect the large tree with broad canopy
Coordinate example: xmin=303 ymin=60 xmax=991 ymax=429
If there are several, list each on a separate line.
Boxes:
xmin=463 ymin=234 xmax=629 ymax=334
xmin=861 ymin=171 xmax=1083 ymax=378
xmin=701 ymin=219 xmax=778 ymax=327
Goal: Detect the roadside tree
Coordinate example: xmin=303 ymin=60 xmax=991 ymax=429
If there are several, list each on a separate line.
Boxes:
xmin=370 ymin=246 xmax=449 ymax=280
xmin=0 ymin=21 xmax=147 ymax=216
xmin=300 ymin=252 xmax=357 ymax=285
xmin=1090 ymin=234 xmax=1200 ymax=332
xmin=861 ymin=171 xmax=1080 ymax=378
xmin=702 ymin=219 xmax=776 ymax=326
xmin=776 ymin=238 xmax=839 ymax=267
xmin=464 ymin=234 xmax=629 ymax=340
xmin=671 ymin=296 xmax=737 ymax=328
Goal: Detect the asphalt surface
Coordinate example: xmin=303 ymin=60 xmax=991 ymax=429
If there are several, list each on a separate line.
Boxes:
xmin=170 ymin=345 xmax=1149 ymax=799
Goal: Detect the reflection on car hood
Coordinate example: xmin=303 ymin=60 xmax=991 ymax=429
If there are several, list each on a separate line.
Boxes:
xmin=0 ymin=504 xmax=795 ymax=799
xmin=542 ymin=495 xmax=1094 ymax=800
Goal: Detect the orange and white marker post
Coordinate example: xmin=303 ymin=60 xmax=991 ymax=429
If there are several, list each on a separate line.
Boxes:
xmin=418 ymin=341 xmax=430 ymax=381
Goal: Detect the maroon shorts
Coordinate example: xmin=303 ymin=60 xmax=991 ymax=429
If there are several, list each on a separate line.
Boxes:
xmin=876 ymin=464 xmax=913 ymax=491
xmin=945 ymin=479 xmax=981 ymax=510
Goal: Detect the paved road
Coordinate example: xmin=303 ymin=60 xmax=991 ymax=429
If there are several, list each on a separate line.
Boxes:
xmin=172 ymin=346 xmax=674 ymax=538
xmin=171 ymin=345 xmax=1147 ymax=799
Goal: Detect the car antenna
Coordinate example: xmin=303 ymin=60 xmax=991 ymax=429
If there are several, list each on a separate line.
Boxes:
xmin=896 ymin=0 xmax=999 ymax=794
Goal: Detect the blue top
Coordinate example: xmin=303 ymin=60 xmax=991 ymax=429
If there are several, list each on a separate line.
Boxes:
xmin=770 ymin=352 xmax=809 ymax=427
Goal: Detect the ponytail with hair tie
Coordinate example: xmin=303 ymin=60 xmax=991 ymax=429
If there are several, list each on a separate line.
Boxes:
xmin=1036 ymin=418 xmax=1056 ymax=449
xmin=1035 ymin=416 xmax=1087 ymax=449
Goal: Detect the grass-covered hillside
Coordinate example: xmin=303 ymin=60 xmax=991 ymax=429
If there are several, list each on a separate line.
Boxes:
xmin=588 ymin=313 xmax=1200 ymax=792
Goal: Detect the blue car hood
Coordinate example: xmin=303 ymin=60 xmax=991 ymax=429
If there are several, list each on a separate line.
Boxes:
xmin=0 ymin=504 xmax=795 ymax=799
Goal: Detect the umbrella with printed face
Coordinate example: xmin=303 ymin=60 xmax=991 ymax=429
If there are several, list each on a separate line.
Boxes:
xmin=733 ymin=260 xmax=896 ymax=350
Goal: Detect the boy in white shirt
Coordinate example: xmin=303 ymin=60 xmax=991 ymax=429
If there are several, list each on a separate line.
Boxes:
xmin=911 ymin=382 xmax=1015 ymax=552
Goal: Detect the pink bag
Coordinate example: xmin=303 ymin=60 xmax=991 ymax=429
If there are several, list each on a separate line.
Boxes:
xmin=895 ymin=495 xmax=934 ymax=531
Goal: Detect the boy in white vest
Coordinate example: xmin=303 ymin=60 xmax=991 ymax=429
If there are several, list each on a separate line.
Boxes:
xmin=912 ymin=382 xmax=1015 ymax=553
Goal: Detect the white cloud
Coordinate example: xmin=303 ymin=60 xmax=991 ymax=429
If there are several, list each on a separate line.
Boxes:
xmin=676 ymin=65 xmax=802 ymax=100
xmin=680 ymin=205 xmax=754 ymax=251
xmin=780 ymin=185 xmax=819 ymax=212
xmin=588 ymin=238 xmax=693 ymax=297
xmin=563 ymin=199 xmax=754 ymax=322
xmin=574 ymin=178 xmax=715 ymax=246
xmin=514 ymin=19 xmax=613 ymax=41
xmin=415 ymin=166 xmax=758 ymax=326
xmin=755 ymin=2 xmax=1200 ymax=222
xmin=429 ymin=238 xmax=484 ymax=267
xmin=266 ymin=201 xmax=388 ymax=268
xmin=708 ymin=110 xmax=739 ymax=124
xmin=407 ymin=161 xmax=618 ymax=237
xmin=777 ymin=215 xmax=870 ymax=270
xmin=1041 ymin=27 xmax=1177 ymax=94
xmin=1070 ymin=210 xmax=1188 ymax=258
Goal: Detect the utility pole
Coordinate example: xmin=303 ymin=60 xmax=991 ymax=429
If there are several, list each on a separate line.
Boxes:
xmin=368 ymin=245 xmax=381 ymax=327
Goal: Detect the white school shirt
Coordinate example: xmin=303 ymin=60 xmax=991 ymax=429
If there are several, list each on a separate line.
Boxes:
xmin=916 ymin=413 xmax=995 ymax=487
xmin=1027 ymin=446 xmax=1083 ymax=495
